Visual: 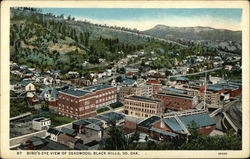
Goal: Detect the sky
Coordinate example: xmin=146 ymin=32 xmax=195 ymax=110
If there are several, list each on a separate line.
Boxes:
xmin=41 ymin=8 xmax=242 ymax=31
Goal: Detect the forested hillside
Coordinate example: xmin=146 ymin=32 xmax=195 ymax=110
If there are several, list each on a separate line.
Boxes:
xmin=10 ymin=8 xmax=148 ymax=73
xmin=10 ymin=8 xmax=220 ymax=74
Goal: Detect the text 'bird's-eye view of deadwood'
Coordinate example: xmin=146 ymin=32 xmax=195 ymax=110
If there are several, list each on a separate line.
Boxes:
xmin=9 ymin=8 xmax=242 ymax=150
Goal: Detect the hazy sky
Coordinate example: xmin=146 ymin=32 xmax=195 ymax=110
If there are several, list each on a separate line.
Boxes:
xmin=41 ymin=8 xmax=242 ymax=31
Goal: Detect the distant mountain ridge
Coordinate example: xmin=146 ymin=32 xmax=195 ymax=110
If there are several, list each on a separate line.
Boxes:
xmin=143 ymin=24 xmax=241 ymax=41
xmin=143 ymin=24 xmax=242 ymax=54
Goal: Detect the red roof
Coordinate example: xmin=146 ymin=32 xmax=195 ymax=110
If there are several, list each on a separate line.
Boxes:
xmin=146 ymin=80 xmax=161 ymax=84
xmin=127 ymin=72 xmax=134 ymax=76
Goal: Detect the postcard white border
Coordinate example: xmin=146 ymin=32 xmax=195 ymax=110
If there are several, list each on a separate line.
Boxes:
xmin=1 ymin=1 xmax=249 ymax=158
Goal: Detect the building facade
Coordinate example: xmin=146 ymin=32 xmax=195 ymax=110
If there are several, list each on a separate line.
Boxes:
xmin=32 ymin=117 xmax=51 ymax=131
xmin=58 ymin=89 xmax=97 ymax=119
xmin=119 ymin=85 xmax=153 ymax=103
xmin=83 ymin=85 xmax=117 ymax=109
xmin=124 ymin=96 xmax=163 ymax=118
xmin=153 ymin=92 xmax=198 ymax=111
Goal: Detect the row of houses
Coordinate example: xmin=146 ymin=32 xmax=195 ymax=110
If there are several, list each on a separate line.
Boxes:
xmin=22 ymin=112 xmax=125 ymax=150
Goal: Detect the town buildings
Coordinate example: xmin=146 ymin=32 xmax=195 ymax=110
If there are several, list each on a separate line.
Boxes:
xmin=124 ymin=96 xmax=163 ymax=118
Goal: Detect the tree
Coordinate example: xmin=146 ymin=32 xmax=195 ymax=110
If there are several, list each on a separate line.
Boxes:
xmin=40 ymin=101 xmax=49 ymax=111
xmin=100 ymin=125 xmax=127 ymax=150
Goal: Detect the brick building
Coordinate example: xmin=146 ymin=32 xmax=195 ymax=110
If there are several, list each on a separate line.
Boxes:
xmin=58 ymin=89 xmax=97 ymax=119
xmin=137 ymin=112 xmax=215 ymax=141
xmin=83 ymin=85 xmax=117 ymax=109
xmin=153 ymin=92 xmax=198 ymax=111
xmin=124 ymin=96 xmax=163 ymax=118
xmin=119 ymin=85 xmax=153 ymax=103
xmin=58 ymin=85 xmax=116 ymax=119
xmin=146 ymin=80 xmax=163 ymax=94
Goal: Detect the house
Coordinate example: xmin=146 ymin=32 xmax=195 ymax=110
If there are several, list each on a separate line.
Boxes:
xmin=46 ymin=127 xmax=62 ymax=142
xmin=124 ymin=65 xmax=139 ymax=74
xmin=24 ymin=136 xmax=47 ymax=150
xmin=57 ymin=133 xmax=83 ymax=149
xmin=27 ymin=92 xmax=39 ymax=105
xmin=94 ymin=112 xmax=125 ymax=128
xmin=40 ymin=87 xmax=58 ymax=110
xmin=111 ymin=79 xmax=116 ymax=86
xmin=40 ymin=138 xmax=71 ymax=150
xmin=225 ymin=65 xmax=233 ymax=71
xmin=209 ymin=75 xmax=224 ymax=84
xmin=72 ymin=118 xmax=103 ymax=134
xmin=43 ymin=77 xmax=53 ymax=86
xmin=20 ymin=80 xmax=35 ymax=92
xmin=60 ymin=127 xmax=77 ymax=137
xmin=83 ymin=123 xmax=103 ymax=139
xmin=32 ymin=117 xmax=51 ymax=131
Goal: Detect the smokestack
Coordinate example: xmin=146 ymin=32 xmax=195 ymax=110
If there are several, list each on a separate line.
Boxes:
xmin=160 ymin=115 xmax=164 ymax=128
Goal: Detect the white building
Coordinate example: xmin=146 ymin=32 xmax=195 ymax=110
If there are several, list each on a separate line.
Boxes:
xmin=32 ymin=117 xmax=51 ymax=131
xmin=46 ymin=127 xmax=61 ymax=142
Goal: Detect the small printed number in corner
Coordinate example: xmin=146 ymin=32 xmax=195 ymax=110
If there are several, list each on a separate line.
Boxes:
xmin=218 ymin=152 xmax=227 ymax=155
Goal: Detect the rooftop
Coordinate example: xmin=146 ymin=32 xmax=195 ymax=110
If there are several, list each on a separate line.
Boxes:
xmin=60 ymin=89 xmax=90 ymax=97
xmin=126 ymin=96 xmax=161 ymax=103
xmin=61 ymin=127 xmax=75 ymax=135
xmin=83 ymin=85 xmax=113 ymax=92
xmin=33 ymin=117 xmax=49 ymax=122
xmin=85 ymin=123 xmax=102 ymax=131
xmin=138 ymin=116 xmax=160 ymax=129
xmin=47 ymin=127 xmax=60 ymax=135
xmin=179 ymin=113 xmax=215 ymax=128
xmin=157 ymin=92 xmax=193 ymax=99
xmin=149 ymin=127 xmax=177 ymax=137
xmin=163 ymin=87 xmax=187 ymax=94
xmin=176 ymin=77 xmax=189 ymax=81
xmin=95 ymin=112 xmax=124 ymax=123
xmin=146 ymin=80 xmax=161 ymax=84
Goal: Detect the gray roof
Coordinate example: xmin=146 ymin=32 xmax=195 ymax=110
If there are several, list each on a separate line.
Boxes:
xmin=43 ymin=139 xmax=71 ymax=150
xmin=61 ymin=127 xmax=75 ymax=135
xmin=163 ymin=118 xmax=183 ymax=132
xmin=123 ymin=78 xmax=136 ymax=86
xmin=126 ymin=96 xmax=161 ymax=103
xmin=40 ymin=87 xmax=59 ymax=99
xmin=95 ymin=112 xmax=124 ymax=123
xmin=85 ymin=123 xmax=102 ymax=131
xmin=83 ymin=85 xmax=113 ymax=91
xmin=74 ymin=143 xmax=89 ymax=150
xmin=20 ymin=80 xmax=31 ymax=86
xmin=150 ymin=127 xmax=177 ymax=137
xmin=176 ymin=77 xmax=189 ymax=81
xmin=157 ymin=92 xmax=193 ymax=99
xmin=47 ymin=127 xmax=60 ymax=135
xmin=60 ymin=89 xmax=90 ymax=97
xmin=179 ymin=113 xmax=215 ymax=128
xmin=163 ymin=87 xmax=187 ymax=94
xmin=138 ymin=116 xmax=160 ymax=129
xmin=73 ymin=118 xmax=103 ymax=127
